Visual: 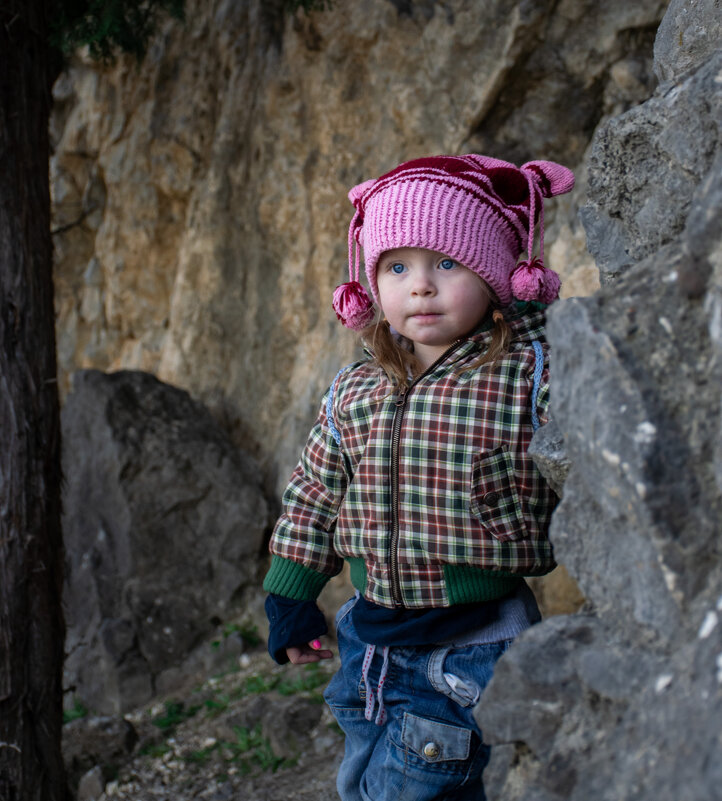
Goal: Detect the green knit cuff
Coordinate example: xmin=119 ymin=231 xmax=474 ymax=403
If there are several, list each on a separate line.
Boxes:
xmin=443 ymin=565 xmax=521 ymax=604
xmin=263 ymin=555 xmax=331 ymax=600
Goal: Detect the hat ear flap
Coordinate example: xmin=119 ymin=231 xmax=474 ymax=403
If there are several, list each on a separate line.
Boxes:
xmin=348 ymin=178 xmax=376 ymax=209
xmin=521 ymin=161 xmax=575 ymax=198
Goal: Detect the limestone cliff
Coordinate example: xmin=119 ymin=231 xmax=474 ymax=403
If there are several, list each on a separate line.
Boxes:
xmin=51 ymin=0 xmax=664 ymax=497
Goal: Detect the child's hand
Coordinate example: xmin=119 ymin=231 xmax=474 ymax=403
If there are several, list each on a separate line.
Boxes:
xmin=286 ymin=639 xmax=334 ymax=664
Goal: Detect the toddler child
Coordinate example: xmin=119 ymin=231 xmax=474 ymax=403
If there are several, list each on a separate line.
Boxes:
xmin=263 ymin=154 xmax=574 ymax=801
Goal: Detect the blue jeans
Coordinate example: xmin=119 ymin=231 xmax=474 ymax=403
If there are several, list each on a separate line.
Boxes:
xmin=323 ymin=598 xmax=512 ymax=801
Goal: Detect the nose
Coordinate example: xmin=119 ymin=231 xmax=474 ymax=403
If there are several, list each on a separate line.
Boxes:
xmin=410 ymin=269 xmax=436 ymax=296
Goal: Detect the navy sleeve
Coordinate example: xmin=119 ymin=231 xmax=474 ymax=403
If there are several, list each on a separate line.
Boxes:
xmin=265 ymin=594 xmax=329 ymax=664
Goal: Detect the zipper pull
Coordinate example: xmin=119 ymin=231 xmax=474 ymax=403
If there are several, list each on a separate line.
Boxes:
xmin=395 ymin=390 xmax=407 ymax=407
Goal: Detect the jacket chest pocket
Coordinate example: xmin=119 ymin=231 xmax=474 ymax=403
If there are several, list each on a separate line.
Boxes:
xmin=469 ymin=445 xmax=528 ymax=542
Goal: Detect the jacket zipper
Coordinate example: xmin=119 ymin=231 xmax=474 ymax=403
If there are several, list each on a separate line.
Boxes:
xmin=388 ymin=340 xmax=463 ymax=606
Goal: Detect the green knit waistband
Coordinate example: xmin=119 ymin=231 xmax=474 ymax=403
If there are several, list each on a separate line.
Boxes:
xmin=345 ymin=558 xmax=521 ymax=606
xmin=443 ymin=564 xmax=520 ymax=604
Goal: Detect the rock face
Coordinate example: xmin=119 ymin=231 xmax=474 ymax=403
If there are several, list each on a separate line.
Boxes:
xmin=50 ymin=0 xmax=679 ymax=737
xmin=62 ymin=370 xmax=269 ymax=714
xmin=50 ymin=0 xmax=666 ymax=496
xmin=52 ymin=0 xmax=674 ymax=717
xmin=477 ymin=2 xmax=722 ymax=799
xmin=52 ymin=6 xmax=722 ymax=795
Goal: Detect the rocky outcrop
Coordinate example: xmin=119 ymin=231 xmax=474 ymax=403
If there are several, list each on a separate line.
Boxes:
xmin=477 ymin=2 xmax=722 ymax=799
xmin=63 ymin=715 xmax=138 ymax=795
xmin=51 ymin=0 xmax=666 ymax=497
xmin=54 ymin=5 xmax=722 ymax=796
xmin=51 ymin=0 xmax=680 ymax=739
xmin=62 ymin=370 xmax=269 ymax=714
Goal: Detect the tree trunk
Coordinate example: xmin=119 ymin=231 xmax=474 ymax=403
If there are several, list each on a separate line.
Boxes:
xmin=0 ymin=1 xmax=67 ymax=798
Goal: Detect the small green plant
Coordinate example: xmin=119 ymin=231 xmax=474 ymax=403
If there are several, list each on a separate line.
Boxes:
xmin=204 ymin=694 xmax=230 ymax=717
xmin=245 ymin=673 xmax=279 ymax=695
xmin=184 ymin=743 xmax=218 ymax=764
xmin=63 ymin=699 xmax=88 ymax=724
xmin=222 ymin=724 xmax=294 ymax=774
xmin=152 ymin=700 xmax=201 ymax=732
xmin=277 ymin=662 xmax=332 ymax=695
xmin=237 ymin=623 xmax=262 ymax=647
xmin=139 ymin=741 xmax=172 ymax=759
xmin=211 ymin=621 xmax=262 ymax=651
xmin=50 ymin=0 xmax=186 ymax=62
xmin=173 ymin=725 xmax=296 ymax=775
xmin=240 ymin=662 xmax=332 ymax=699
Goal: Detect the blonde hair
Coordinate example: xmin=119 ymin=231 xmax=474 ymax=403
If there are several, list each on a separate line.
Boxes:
xmin=360 ymin=308 xmax=511 ymax=391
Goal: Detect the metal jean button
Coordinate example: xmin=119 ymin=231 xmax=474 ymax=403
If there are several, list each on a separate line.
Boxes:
xmin=423 ymin=741 xmax=440 ymax=759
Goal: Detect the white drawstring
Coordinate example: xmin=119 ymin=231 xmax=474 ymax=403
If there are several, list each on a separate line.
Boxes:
xmin=362 ymin=643 xmax=375 ymax=721
xmin=362 ymin=643 xmax=391 ymax=726
xmin=376 ymin=646 xmax=390 ymax=725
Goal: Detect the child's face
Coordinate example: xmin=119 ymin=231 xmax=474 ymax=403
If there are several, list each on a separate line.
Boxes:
xmin=376 ymin=247 xmax=491 ymax=370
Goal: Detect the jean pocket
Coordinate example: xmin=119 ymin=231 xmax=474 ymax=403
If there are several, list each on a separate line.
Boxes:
xmin=469 ymin=445 xmax=528 ymax=541
xmin=428 ymin=641 xmax=511 ymax=708
xmin=427 ymin=647 xmax=480 ymax=707
xmin=400 ymin=712 xmax=471 ymax=763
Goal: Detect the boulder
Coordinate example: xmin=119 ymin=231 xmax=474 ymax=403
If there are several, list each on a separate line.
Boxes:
xmin=62 ymin=370 xmax=269 ymax=714
xmin=477 ymin=3 xmax=722 ymax=800
xmin=62 ymin=715 xmax=138 ymax=793
xmin=77 ymin=766 xmax=105 ymax=801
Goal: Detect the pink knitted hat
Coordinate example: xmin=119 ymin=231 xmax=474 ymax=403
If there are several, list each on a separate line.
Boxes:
xmin=332 ymin=154 xmax=575 ymax=330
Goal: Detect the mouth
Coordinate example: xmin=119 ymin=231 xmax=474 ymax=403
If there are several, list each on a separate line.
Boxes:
xmin=409 ymin=312 xmax=443 ymax=322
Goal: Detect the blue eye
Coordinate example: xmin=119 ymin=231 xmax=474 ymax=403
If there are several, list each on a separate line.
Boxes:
xmin=439 ymin=258 xmax=456 ymax=270
xmin=390 ymin=262 xmax=406 ymax=274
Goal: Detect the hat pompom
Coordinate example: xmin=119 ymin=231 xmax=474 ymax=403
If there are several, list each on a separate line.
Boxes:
xmin=511 ymin=258 xmax=561 ymax=304
xmin=332 ymin=281 xmax=375 ymax=330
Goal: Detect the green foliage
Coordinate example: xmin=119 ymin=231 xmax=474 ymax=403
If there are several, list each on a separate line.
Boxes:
xmin=177 ymin=725 xmax=294 ymax=774
xmin=204 ymin=694 xmax=231 ymax=717
xmin=48 ymin=0 xmax=333 ymax=64
xmin=141 ymin=664 xmax=332 ymax=777
xmin=152 ymin=699 xmax=201 ymax=732
xmin=276 ymin=661 xmax=330 ymax=695
xmin=244 ymin=673 xmax=277 ymax=695
xmin=282 ymin=0 xmax=335 ymax=13
xmin=184 ymin=744 xmax=217 ymax=765
xmin=211 ymin=621 xmax=262 ymax=652
xmin=236 ymin=622 xmax=262 ymax=648
xmin=139 ymin=741 xmax=172 ymax=758
xmin=241 ymin=662 xmax=332 ymax=697
xmin=50 ymin=0 xmax=185 ymax=62
xmin=62 ymin=698 xmax=88 ymax=724
xmin=224 ymin=724 xmax=294 ymax=773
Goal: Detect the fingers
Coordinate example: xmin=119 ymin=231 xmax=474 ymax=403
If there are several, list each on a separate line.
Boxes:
xmin=309 ymin=638 xmax=333 ymax=659
xmin=286 ymin=641 xmax=334 ymax=665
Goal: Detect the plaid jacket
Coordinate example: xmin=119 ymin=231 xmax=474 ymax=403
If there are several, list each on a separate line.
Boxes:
xmin=264 ymin=305 xmax=557 ymax=609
